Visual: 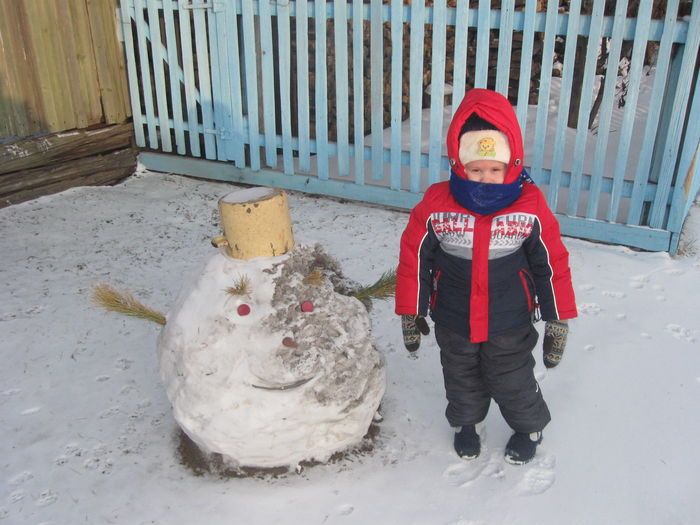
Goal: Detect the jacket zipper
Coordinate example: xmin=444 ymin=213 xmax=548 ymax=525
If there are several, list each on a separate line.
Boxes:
xmin=430 ymin=270 xmax=442 ymax=311
xmin=519 ymin=269 xmax=534 ymax=312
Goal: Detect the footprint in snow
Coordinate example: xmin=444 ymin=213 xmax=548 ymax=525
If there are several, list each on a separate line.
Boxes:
xmin=99 ymin=406 xmax=121 ymax=419
xmin=629 ymin=275 xmax=648 ymax=289
xmin=35 ymin=489 xmax=58 ymax=507
xmin=336 ymin=504 xmax=354 ymax=516
xmin=578 ymin=303 xmax=601 ymax=315
xmin=516 ymin=468 xmax=555 ymax=495
xmin=8 ymin=471 xmax=33 ymax=486
xmin=480 ymin=456 xmax=505 ymax=481
xmin=663 ymin=269 xmax=683 ymax=276
xmin=515 ymin=453 xmax=556 ymax=496
xmin=601 ymin=290 xmax=626 ymax=299
xmin=9 ymin=490 xmax=25 ymax=503
xmin=114 ymin=357 xmax=134 ymax=370
xmin=665 ymin=324 xmax=696 ymax=343
xmin=442 ymin=460 xmax=487 ymax=487
xmin=1 ymin=388 xmax=21 ymax=397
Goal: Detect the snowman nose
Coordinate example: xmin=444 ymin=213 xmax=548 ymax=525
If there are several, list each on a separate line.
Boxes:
xmin=282 ymin=337 xmax=298 ymax=348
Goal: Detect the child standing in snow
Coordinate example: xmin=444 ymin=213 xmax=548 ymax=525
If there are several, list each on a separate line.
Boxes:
xmin=395 ymin=89 xmax=577 ymax=464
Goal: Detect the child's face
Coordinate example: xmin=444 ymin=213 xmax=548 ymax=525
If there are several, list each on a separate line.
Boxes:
xmin=464 ymin=160 xmax=507 ymax=184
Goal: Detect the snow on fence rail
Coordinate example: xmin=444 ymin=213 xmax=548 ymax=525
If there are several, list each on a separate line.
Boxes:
xmin=119 ymin=0 xmax=700 ymax=252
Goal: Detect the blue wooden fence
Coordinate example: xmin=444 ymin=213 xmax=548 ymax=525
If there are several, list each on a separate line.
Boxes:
xmin=119 ymin=0 xmax=700 ymax=252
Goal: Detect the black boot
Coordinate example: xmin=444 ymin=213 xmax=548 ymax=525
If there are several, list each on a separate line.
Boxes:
xmin=454 ymin=425 xmax=480 ymax=459
xmin=504 ymin=431 xmax=542 ymax=465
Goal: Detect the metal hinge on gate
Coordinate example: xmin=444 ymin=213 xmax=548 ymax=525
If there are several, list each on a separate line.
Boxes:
xmin=180 ymin=1 xmax=223 ymax=12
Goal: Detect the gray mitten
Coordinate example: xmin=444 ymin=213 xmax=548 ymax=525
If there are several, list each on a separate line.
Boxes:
xmin=543 ymin=320 xmax=568 ymax=368
xmin=401 ymin=314 xmax=430 ymax=352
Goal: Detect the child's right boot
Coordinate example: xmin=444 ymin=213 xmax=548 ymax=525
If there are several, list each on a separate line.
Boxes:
xmin=454 ymin=425 xmax=480 ymax=459
xmin=504 ymin=431 xmax=542 ymax=465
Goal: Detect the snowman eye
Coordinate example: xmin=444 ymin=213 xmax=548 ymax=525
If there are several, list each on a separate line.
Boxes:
xmin=237 ymin=304 xmax=251 ymax=316
xmin=300 ymin=300 xmax=314 ymax=312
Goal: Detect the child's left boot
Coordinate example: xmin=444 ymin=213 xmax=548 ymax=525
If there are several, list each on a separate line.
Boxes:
xmin=454 ymin=425 xmax=480 ymax=459
xmin=504 ymin=431 xmax=542 ymax=465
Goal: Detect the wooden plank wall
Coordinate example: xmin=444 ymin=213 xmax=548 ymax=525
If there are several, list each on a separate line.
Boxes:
xmin=0 ymin=124 xmax=137 ymax=207
xmin=0 ymin=0 xmax=130 ymax=140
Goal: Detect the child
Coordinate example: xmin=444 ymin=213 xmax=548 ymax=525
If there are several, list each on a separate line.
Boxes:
xmin=395 ymin=88 xmax=577 ymax=465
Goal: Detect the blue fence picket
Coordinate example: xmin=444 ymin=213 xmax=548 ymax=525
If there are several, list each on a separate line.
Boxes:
xmin=177 ymin=4 xmax=200 ymax=156
xmin=408 ymin=1 xmax=425 ymax=193
xmin=351 ymin=0 xmax=365 ymax=185
xmin=240 ymin=0 xmax=260 ymax=170
xmin=390 ymin=0 xmax=403 ymax=190
xmin=668 ymin=73 xmax=700 ymax=246
xmin=585 ymin=0 xmax=628 ymax=219
xmin=648 ymin=0 xmax=700 ymax=228
xmin=146 ymin=0 xmax=171 ymax=153
xmin=277 ymin=1 xmax=294 ymax=175
xmin=164 ymin=1 xmax=188 ymax=155
xmin=258 ymin=0 xmax=277 ymax=168
xmin=334 ymin=0 xmax=350 ymax=178
xmin=296 ymin=0 xmax=312 ymax=173
xmin=428 ymin=1 xmax=447 ymax=186
xmin=207 ymin=5 xmax=225 ymax=159
xmin=370 ymin=0 xmax=384 ymax=182
xmin=451 ymin=0 xmax=469 ymax=116
xmin=314 ymin=0 xmax=330 ymax=180
xmin=222 ymin=0 xmax=245 ymax=168
xmin=495 ymin=0 xmax=515 ymax=96
xmin=566 ymin=0 xmax=605 ymax=217
xmin=515 ymin=0 xmax=536 ymax=135
xmin=530 ymin=0 xmax=559 ymax=186
xmin=133 ymin=0 xmax=158 ymax=149
xmin=474 ymin=0 xmax=491 ymax=89
xmin=548 ymin=0 xmax=581 ymax=211
xmin=607 ymin=0 xmax=654 ymax=222
xmin=119 ymin=0 xmax=145 ymax=147
xmin=192 ymin=6 xmax=216 ymax=159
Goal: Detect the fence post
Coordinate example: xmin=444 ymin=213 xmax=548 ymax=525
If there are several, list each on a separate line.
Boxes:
xmin=668 ymin=68 xmax=700 ymax=253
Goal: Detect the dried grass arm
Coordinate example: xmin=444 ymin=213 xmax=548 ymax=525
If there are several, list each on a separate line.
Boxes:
xmin=91 ymin=283 xmax=166 ymax=325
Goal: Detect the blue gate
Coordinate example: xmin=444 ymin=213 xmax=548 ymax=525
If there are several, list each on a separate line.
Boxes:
xmin=119 ymin=0 xmax=700 ymax=252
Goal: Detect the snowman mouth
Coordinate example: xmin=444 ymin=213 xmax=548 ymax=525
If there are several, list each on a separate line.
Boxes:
xmin=251 ymin=376 xmax=315 ymax=391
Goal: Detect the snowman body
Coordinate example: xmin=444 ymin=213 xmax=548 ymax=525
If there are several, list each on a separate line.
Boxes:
xmin=157 ymin=245 xmax=386 ymax=468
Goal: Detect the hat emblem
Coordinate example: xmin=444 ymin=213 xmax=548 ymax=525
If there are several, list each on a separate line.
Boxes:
xmin=478 ymin=137 xmax=497 ymax=157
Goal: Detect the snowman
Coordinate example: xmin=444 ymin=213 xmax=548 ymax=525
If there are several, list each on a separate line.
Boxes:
xmin=97 ymin=187 xmax=386 ymax=470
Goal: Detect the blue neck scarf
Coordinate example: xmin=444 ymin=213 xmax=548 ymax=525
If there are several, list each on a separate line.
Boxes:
xmin=449 ymin=169 xmax=533 ymax=215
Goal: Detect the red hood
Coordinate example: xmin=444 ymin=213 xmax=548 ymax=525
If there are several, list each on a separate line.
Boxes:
xmin=447 ymin=89 xmax=524 ymax=184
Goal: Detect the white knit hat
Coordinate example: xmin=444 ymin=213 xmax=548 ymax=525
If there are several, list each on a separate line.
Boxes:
xmin=458 ymin=130 xmax=511 ymax=167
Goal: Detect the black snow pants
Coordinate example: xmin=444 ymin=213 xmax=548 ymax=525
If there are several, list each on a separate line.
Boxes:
xmin=435 ymin=323 xmax=551 ymax=433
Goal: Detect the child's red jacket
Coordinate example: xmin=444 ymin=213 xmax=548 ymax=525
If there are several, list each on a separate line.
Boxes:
xmin=395 ymin=89 xmax=577 ymax=342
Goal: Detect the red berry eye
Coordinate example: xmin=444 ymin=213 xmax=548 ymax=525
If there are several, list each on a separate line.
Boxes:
xmin=300 ymin=301 xmax=314 ymax=312
xmin=237 ymin=304 xmax=251 ymax=316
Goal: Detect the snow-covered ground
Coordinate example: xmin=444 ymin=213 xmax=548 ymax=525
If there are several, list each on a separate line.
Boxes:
xmin=1 ymin=168 xmax=699 ymax=525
